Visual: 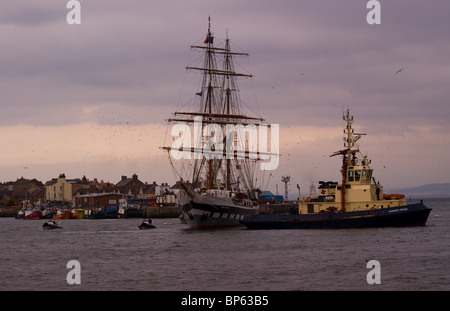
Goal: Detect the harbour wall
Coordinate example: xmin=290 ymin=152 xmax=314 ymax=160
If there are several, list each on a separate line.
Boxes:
xmin=0 ymin=206 xmax=182 ymax=218
xmin=1 ymin=203 xmax=297 ymax=218
xmin=143 ymin=205 xmax=181 ymax=218
xmin=0 ymin=207 xmax=18 ymax=217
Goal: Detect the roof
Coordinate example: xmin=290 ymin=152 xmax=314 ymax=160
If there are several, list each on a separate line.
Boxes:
xmin=115 ymin=174 xmax=144 ymax=188
xmin=260 ymin=191 xmax=274 ymax=196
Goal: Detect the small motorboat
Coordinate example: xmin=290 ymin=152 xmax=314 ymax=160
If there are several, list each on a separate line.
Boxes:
xmin=43 ymin=220 xmax=63 ymax=230
xmin=138 ymin=219 xmax=156 ymax=229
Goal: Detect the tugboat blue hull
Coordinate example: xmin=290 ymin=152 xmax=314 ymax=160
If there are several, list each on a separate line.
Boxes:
xmin=242 ymin=202 xmax=431 ymax=230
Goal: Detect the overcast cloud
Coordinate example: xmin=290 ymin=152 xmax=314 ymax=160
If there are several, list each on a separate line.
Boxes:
xmin=1 ymin=0 xmax=449 ymax=191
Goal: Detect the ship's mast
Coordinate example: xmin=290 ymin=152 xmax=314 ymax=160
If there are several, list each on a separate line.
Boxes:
xmin=345 ymin=111 xmax=353 ymax=163
xmin=342 ymin=110 xmax=354 ymax=212
xmin=203 ymin=16 xmax=215 ymax=189
xmin=330 ymin=109 xmax=356 ymax=212
xmin=224 ymin=33 xmax=232 ymax=190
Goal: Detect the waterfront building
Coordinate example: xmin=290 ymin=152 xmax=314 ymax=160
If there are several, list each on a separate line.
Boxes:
xmin=114 ymin=174 xmax=145 ymax=197
xmin=0 ymin=177 xmax=45 ymax=206
xmin=44 ymin=173 xmax=90 ymax=205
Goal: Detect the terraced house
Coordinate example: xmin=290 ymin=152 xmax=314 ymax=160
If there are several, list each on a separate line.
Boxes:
xmin=45 ymin=173 xmax=85 ymax=203
xmin=0 ymin=177 xmax=45 ymax=206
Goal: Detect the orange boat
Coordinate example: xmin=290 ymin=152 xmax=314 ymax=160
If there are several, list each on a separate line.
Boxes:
xmin=53 ymin=209 xmax=73 ymax=219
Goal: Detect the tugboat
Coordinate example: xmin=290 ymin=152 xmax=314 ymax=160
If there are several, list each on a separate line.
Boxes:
xmin=242 ymin=110 xmax=432 ymax=229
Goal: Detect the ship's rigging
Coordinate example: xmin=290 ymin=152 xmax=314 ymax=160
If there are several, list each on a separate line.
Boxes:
xmin=162 ymin=17 xmax=273 ymax=199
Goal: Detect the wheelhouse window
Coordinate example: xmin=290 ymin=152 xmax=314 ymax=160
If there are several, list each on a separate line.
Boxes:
xmin=348 ymin=170 xmax=354 ymax=182
xmin=355 ymin=170 xmax=361 ymax=181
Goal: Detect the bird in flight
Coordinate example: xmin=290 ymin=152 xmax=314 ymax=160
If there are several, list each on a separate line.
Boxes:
xmin=395 ymin=68 xmax=405 ymax=75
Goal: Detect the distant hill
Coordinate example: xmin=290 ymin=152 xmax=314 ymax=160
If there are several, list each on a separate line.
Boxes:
xmin=385 ymin=183 xmax=450 ymax=198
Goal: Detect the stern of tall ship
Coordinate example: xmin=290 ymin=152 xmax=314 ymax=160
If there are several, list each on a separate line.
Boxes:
xmin=181 ymin=192 xmax=259 ymax=229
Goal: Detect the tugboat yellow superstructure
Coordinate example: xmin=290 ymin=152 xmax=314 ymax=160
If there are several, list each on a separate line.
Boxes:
xmin=242 ymin=110 xmax=432 ymax=229
xmin=299 ymin=109 xmax=405 ymax=214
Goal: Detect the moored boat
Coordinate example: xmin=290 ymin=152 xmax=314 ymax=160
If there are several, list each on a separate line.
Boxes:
xmin=72 ymin=209 xmax=85 ymax=219
xmin=118 ymin=202 xmax=144 ymax=218
xmin=18 ymin=201 xmax=42 ymax=219
xmin=242 ymin=110 xmax=432 ymax=229
xmin=41 ymin=209 xmax=56 ymax=219
xmin=85 ymin=208 xmax=106 ymax=219
xmin=53 ymin=209 xmax=73 ymax=219
xmin=25 ymin=210 xmax=43 ymax=219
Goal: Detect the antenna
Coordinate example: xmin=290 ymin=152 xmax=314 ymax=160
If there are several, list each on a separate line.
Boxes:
xmin=281 ymin=175 xmax=290 ymax=201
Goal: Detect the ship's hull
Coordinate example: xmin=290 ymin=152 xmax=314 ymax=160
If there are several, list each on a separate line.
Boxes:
xmin=242 ymin=202 xmax=431 ymax=229
xmin=53 ymin=210 xmax=73 ymax=220
xmin=182 ymin=199 xmax=259 ymax=229
xmin=25 ymin=210 xmax=43 ymax=219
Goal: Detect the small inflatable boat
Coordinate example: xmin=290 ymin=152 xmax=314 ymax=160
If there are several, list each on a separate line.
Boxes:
xmin=138 ymin=219 xmax=156 ymax=229
xmin=43 ymin=220 xmax=63 ymax=230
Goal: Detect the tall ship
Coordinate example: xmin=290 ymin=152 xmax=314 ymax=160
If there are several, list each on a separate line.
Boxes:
xmin=162 ymin=18 xmax=274 ymax=228
xmin=242 ymin=110 xmax=432 ymax=229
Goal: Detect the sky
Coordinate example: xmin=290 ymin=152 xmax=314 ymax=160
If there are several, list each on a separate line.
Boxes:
xmin=1 ymin=0 xmax=450 ymax=195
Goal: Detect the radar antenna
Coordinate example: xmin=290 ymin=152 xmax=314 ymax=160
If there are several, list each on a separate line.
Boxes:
xmin=281 ymin=175 xmax=291 ymax=201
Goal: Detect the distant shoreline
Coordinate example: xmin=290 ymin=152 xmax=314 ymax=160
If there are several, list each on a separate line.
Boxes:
xmin=0 ymin=206 xmax=182 ymax=218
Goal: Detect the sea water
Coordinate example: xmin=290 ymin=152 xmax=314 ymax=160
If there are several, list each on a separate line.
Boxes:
xmin=0 ymin=198 xmax=449 ymax=291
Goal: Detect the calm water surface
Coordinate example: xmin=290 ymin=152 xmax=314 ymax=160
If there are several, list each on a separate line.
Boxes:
xmin=1 ymin=198 xmax=449 ymax=291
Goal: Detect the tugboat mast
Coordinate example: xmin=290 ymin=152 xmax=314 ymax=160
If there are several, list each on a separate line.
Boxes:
xmin=330 ymin=109 xmax=357 ymax=212
xmin=342 ymin=110 xmax=354 ymax=212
